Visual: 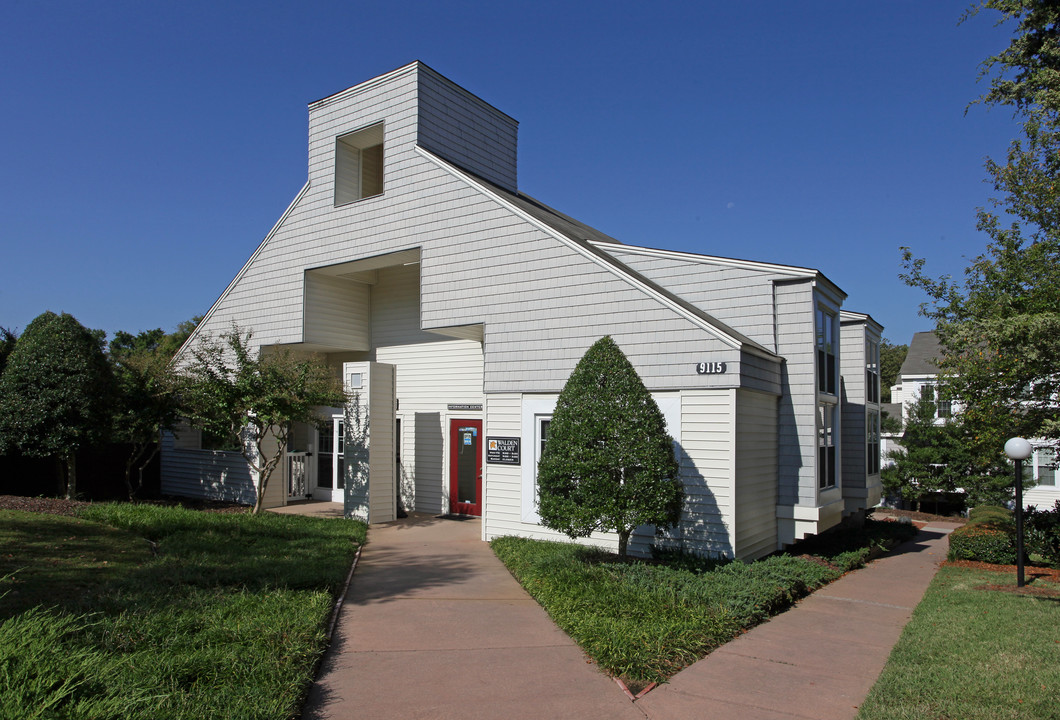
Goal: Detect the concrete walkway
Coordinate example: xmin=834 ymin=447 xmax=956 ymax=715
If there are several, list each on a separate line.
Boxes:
xmin=302 ymin=515 xmax=959 ymax=720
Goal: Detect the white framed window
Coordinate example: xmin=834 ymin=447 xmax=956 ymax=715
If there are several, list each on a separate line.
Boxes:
xmin=866 ymin=338 xmax=880 ymax=404
xmin=867 ymin=410 xmax=880 ymax=476
xmin=335 ymin=123 xmax=384 ymax=205
xmin=923 ymin=384 xmax=952 ymax=420
xmin=1035 ymin=446 xmax=1057 ymax=486
xmin=818 ymin=402 xmax=837 ymax=489
xmin=816 ymin=307 xmax=837 ymax=395
xmin=520 ymin=393 xmax=682 ymax=524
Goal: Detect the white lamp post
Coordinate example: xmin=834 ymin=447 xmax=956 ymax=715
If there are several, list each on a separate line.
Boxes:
xmin=1004 ymin=437 xmax=1032 ymax=587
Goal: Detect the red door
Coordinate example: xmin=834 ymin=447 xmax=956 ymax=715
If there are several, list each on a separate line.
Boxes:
xmin=449 ymin=419 xmax=482 ymax=516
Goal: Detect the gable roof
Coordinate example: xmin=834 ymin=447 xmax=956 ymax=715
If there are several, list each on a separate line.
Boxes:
xmin=900 ymin=331 xmax=943 ymax=376
xmin=416 ymin=146 xmax=777 ymax=359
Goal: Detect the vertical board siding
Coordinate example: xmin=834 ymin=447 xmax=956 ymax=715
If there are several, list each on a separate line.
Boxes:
xmin=304 ymin=273 xmax=371 ymax=349
xmin=735 ymin=390 xmax=779 ymax=560
xmin=368 ymin=363 xmax=397 ymax=522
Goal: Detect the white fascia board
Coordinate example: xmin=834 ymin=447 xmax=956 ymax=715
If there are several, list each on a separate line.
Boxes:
xmin=309 ymin=63 xmax=419 ymax=111
xmin=591 ymin=240 xmax=818 ymax=280
xmin=841 ymin=309 xmax=884 ymax=336
xmin=172 ymin=181 xmax=312 ymax=365
xmin=415 ymin=146 xmax=746 ymax=351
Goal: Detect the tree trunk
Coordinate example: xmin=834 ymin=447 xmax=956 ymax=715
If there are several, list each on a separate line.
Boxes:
xmin=617 ymin=529 xmax=631 ymax=559
xmin=66 ymin=453 xmax=77 ymax=500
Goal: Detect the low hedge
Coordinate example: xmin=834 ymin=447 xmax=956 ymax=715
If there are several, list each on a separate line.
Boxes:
xmin=948 ymin=523 xmax=1021 ymax=565
xmin=967 ymin=505 xmax=1014 ymax=528
xmin=1026 ymin=499 xmax=1060 ymax=567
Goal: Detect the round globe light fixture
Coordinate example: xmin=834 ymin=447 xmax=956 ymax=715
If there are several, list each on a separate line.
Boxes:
xmin=1005 ymin=437 xmax=1033 ymax=461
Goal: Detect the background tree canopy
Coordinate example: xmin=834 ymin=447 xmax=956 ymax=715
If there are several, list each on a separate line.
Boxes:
xmin=0 ymin=312 xmax=115 ymax=498
xmin=902 ymin=1 xmax=1060 ymax=491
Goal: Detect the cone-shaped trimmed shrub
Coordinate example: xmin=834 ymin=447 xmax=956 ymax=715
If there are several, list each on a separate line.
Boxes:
xmin=537 ymin=336 xmax=682 ymax=557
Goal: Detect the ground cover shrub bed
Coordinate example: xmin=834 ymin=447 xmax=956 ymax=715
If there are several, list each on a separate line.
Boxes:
xmin=0 ymin=502 xmax=365 ymax=720
xmin=856 ymin=564 xmax=1060 ymax=720
xmin=491 ymin=518 xmax=917 ymax=685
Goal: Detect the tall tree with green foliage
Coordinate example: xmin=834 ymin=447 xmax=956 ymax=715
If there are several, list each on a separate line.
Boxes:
xmin=879 ymin=338 xmax=908 ymax=404
xmin=107 ymin=320 xmax=198 ymax=499
xmin=902 ymin=2 xmax=1060 ymax=490
xmin=0 ymin=327 xmax=17 ymax=375
xmin=180 ymin=326 xmax=347 ymax=513
xmin=536 ymin=336 xmax=682 ymax=558
xmin=0 ymin=312 xmax=115 ymax=498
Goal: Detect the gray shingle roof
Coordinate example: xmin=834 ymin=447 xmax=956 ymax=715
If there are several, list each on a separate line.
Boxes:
xmin=900 ymin=331 xmax=943 ymax=376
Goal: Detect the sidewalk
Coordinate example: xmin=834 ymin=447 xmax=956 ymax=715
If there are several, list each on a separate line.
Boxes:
xmin=302 ymin=516 xmax=958 ymax=720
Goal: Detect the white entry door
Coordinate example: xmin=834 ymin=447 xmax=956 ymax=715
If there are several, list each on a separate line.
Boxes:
xmin=312 ymin=413 xmax=345 ymax=502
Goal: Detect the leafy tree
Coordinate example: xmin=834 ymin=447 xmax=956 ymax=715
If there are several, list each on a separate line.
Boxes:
xmin=0 ymin=327 xmax=17 ymax=375
xmin=883 ymin=393 xmax=954 ymax=511
xmin=180 ymin=326 xmax=347 ymax=514
xmin=536 ymin=336 xmax=682 ymax=558
xmin=0 ymin=312 xmax=115 ymax=498
xmin=107 ymin=321 xmax=198 ymax=499
xmin=879 ymin=338 xmax=907 ymax=403
xmin=902 ymin=2 xmax=1060 ymax=492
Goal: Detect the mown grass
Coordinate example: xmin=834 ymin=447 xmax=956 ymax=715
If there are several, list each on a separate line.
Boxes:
xmin=491 ymin=518 xmax=917 ymax=685
xmin=0 ymin=504 xmax=365 ymax=720
xmin=856 ymin=564 xmax=1060 ymax=720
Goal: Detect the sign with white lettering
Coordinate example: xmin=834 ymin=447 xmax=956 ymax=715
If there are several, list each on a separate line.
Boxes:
xmin=486 ymin=437 xmax=521 ymax=465
xmin=696 ymin=362 xmax=727 ymax=375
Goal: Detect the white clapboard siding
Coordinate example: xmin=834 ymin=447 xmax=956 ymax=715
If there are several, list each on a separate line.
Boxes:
xmin=774 ymin=280 xmax=817 ymax=507
xmin=483 ymin=394 xmax=522 ymax=535
xmin=368 ymin=262 xmax=485 ymax=514
xmin=417 ymin=65 xmax=518 ymax=192
xmin=304 ymin=273 xmax=371 ymax=350
xmin=734 ymin=389 xmax=779 ymax=560
xmin=160 ymin=431 xmax=255 ymax=505
xmin=667 ymin=389 xmax=737 ymax=558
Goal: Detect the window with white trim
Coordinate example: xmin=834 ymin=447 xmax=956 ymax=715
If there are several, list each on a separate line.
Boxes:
xmin=867 ymin=410 xmax=880 ymax=476
xmin=816 ymin=308 xmax=837 ymax=395
xmin=520 ymin=393 xmax=682 ymax=524
xmin=818 ymin=402 xmax=837 ymax=489
xmin=866 ymin=338 xmax=880 ymax=404
xmin=1035 ymin=446 xmax=1057 ymax=486
xmin=923 ymin=384 xmax=952 ymax=420
xmin=335 ymin=123 xmax=384 ymax=205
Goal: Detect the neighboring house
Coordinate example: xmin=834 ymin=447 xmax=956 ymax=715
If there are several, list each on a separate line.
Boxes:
xmin=883 ymin=330 xmax=1058 ymax=505
xmin=162 ymin=62 xmax=884 ymax=560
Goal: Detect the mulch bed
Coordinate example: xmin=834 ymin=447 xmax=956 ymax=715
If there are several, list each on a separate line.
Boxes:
xmin=945 ymin=559 xmax=1060 ymax=598
xmin=0 ymin=494 xmax=249 ymax=516
xmin=874 ymin=508 xmax=967 ymax=525
xmin=0 ymin=495 xmax=89 ymax=516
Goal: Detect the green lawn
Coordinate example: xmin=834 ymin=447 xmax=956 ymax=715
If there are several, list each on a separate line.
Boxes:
xmin=857 ymin=564 xmax=1060 ymax=720
xmin=0 ymin=504 xmax=365 ymax=720
xmin=491 ymin=518 xmax=917 ymax=686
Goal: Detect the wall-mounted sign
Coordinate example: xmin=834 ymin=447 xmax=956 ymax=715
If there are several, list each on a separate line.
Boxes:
xmin=448 ymin=403 xmax=483 ymax=411
xmin=486 ymin=437 xmax=521 ymax=465
xmin=696 ymin=362 xmax=727 ymax=375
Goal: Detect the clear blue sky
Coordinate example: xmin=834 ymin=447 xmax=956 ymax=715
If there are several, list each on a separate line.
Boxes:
xmin=1 ymin=0 xmax=1021 ymax=346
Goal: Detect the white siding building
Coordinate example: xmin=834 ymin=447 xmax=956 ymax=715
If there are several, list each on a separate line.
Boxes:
xmin=163 ymin=62 xmax=884 ymax=560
